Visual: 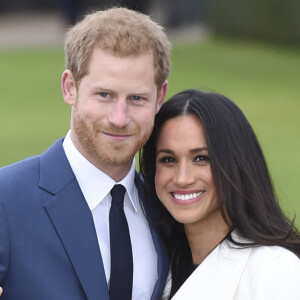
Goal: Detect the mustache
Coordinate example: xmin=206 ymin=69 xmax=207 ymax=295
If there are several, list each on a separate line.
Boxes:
xmin=96 ymin=125 xmax=139 ymax=136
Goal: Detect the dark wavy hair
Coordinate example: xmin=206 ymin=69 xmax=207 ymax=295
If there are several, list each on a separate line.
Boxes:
xmin=139 ymin=89 xmax=300 ymax=298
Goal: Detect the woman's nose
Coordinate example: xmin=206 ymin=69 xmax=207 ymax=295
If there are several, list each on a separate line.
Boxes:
xmin=173 ymin=163 xmax=196 ymax=186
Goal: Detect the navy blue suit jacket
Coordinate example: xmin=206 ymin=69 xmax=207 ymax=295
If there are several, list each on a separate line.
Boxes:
xmin=0 ymin=138 xmax=169 ymax=299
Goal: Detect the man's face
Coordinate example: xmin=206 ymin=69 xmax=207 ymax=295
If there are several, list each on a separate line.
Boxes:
xmin=64 ymin=48 xmax=167 ymax=178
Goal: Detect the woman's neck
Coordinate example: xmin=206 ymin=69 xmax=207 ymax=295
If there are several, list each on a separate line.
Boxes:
xmin=184 ymin=211 xmax=230 ymax=265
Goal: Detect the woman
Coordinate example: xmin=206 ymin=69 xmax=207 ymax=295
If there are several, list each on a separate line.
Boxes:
xmin=140 ymin=89 xmax=300 ymax=299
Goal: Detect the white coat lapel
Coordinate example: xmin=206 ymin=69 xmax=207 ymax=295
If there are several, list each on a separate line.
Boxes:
xmin=171 ymin=240 xmax=252 ymax=300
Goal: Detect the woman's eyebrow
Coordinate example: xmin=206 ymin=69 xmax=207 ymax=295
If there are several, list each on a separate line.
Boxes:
xmin=156 ymin=149 xmax=174 ymax=155
xmin=189 ymin=147 xmax=208 ymax=154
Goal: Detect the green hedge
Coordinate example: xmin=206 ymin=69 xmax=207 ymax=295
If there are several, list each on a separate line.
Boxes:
xmin=209 ymin=0 xmax=300 ymax=44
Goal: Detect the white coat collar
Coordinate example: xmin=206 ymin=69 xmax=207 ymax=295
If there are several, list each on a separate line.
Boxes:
xmin=171 ymin=232 xmax=253 ymax=300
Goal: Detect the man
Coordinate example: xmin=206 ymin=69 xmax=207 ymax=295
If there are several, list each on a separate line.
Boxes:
xmin=0 ymin=7 xmax=170 ymax=299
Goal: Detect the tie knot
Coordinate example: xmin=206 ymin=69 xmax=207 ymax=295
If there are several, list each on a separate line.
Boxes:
xmin=111 ymin=184 xmax=126 ymax=205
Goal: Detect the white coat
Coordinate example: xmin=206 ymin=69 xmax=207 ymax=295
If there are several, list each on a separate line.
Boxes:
xmin=169 ymin=234 xmax=300 ymax=300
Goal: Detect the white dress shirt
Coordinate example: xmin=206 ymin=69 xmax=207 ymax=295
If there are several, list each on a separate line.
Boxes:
xmin=63 ymin=131 xmax=157 ymax=300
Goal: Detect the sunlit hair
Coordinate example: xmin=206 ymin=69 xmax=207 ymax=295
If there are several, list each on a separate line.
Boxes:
xmin=140 ymin=89 xmax=300 ymax=298
xmin=64 ymin=7 xmax=171 ymax=88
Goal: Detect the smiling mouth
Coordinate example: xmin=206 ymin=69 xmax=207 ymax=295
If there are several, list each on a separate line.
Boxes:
xmin=101 ymin=131 xmax=131 ymax=139
xmin=106 ymin=133 xmax=130 ymax=137
xmin=172 ymin=191 xmax=205 ymax=201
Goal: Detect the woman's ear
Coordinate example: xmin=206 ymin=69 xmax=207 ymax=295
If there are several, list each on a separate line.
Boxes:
xmin=61 ymin=70 xmax=77 ymax=106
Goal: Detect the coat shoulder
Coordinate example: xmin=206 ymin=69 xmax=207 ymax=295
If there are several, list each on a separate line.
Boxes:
xmin=0 ymin=155 xmax=40 ymax=188
xmin=236 ymin=246 xmax=300 ymax=299
xmin=249 ymin=245 xmax=300 ymax=270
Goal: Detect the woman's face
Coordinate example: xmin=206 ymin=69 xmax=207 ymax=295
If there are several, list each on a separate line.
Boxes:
xmin=155 ymin=115 xmax=220 ymax=227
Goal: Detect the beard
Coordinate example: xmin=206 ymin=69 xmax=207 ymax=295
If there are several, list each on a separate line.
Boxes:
xmin=72 ymin=104 xmax=154 ymax=167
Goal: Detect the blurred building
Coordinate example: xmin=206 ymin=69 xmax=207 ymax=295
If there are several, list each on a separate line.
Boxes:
xmin=1 ymin=0 xmax=298 ymax=46
xmin=0 ymin=0 xmax=209 ymax=48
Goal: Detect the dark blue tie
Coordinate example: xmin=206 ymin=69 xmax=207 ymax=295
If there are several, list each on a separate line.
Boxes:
xmin=109 ymin=184 xmax=133 ymax=300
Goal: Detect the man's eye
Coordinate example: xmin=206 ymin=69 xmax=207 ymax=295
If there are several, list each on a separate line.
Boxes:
xmin=131 ymin=96 xmax=142 ymax=101
xmin=99 ymin=92 xmax=109 ymax=98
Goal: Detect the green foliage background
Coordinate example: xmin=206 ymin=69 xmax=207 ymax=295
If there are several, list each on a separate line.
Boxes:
xmin=210 ymin=0 xmax=300 ymax=44
xmin=0 ymin=38 xmax=299 ymax=227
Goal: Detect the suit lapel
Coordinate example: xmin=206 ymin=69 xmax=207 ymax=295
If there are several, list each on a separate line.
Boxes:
xmin=39 ymin=139 xmax=109 ymax=300
xmin=172 ymin=238 xmax=252 ymax=300
xmin=149 ymin=224 xmax=170 ymax=300
xmin=135 ymin=174 xmax=170 ymax=300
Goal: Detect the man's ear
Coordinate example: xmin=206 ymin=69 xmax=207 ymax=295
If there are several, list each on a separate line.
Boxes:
xmin=61 ymin=70 xmax=77 ymax=106
xmin=156 ymin=80 xmax=168 ymax=113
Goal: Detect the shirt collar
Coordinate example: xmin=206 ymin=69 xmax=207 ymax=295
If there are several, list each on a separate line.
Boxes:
xmin=63 ymin=130 xmax=138 ymax=212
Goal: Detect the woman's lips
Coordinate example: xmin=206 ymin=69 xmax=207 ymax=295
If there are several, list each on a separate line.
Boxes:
xmin=171 ymin=190 xmax=205 ymax=205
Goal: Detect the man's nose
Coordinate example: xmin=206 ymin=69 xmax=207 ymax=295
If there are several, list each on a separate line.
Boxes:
xmin=107 ymin=99 xmax=130 ymax=128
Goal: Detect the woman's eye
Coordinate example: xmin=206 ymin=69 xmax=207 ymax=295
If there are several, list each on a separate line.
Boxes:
xmin=158 ymin=156 xmax=176 ymax=164
xmin=195 ymin=155 xmax=209 ymax=164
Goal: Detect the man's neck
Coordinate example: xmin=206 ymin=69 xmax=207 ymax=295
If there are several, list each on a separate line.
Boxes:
xmin=93 ymin=159 xmax=133 ymax=182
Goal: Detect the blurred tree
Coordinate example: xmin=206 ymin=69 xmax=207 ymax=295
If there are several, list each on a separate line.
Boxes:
xmin=210 ymin=0 xmax=300 ymax=44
